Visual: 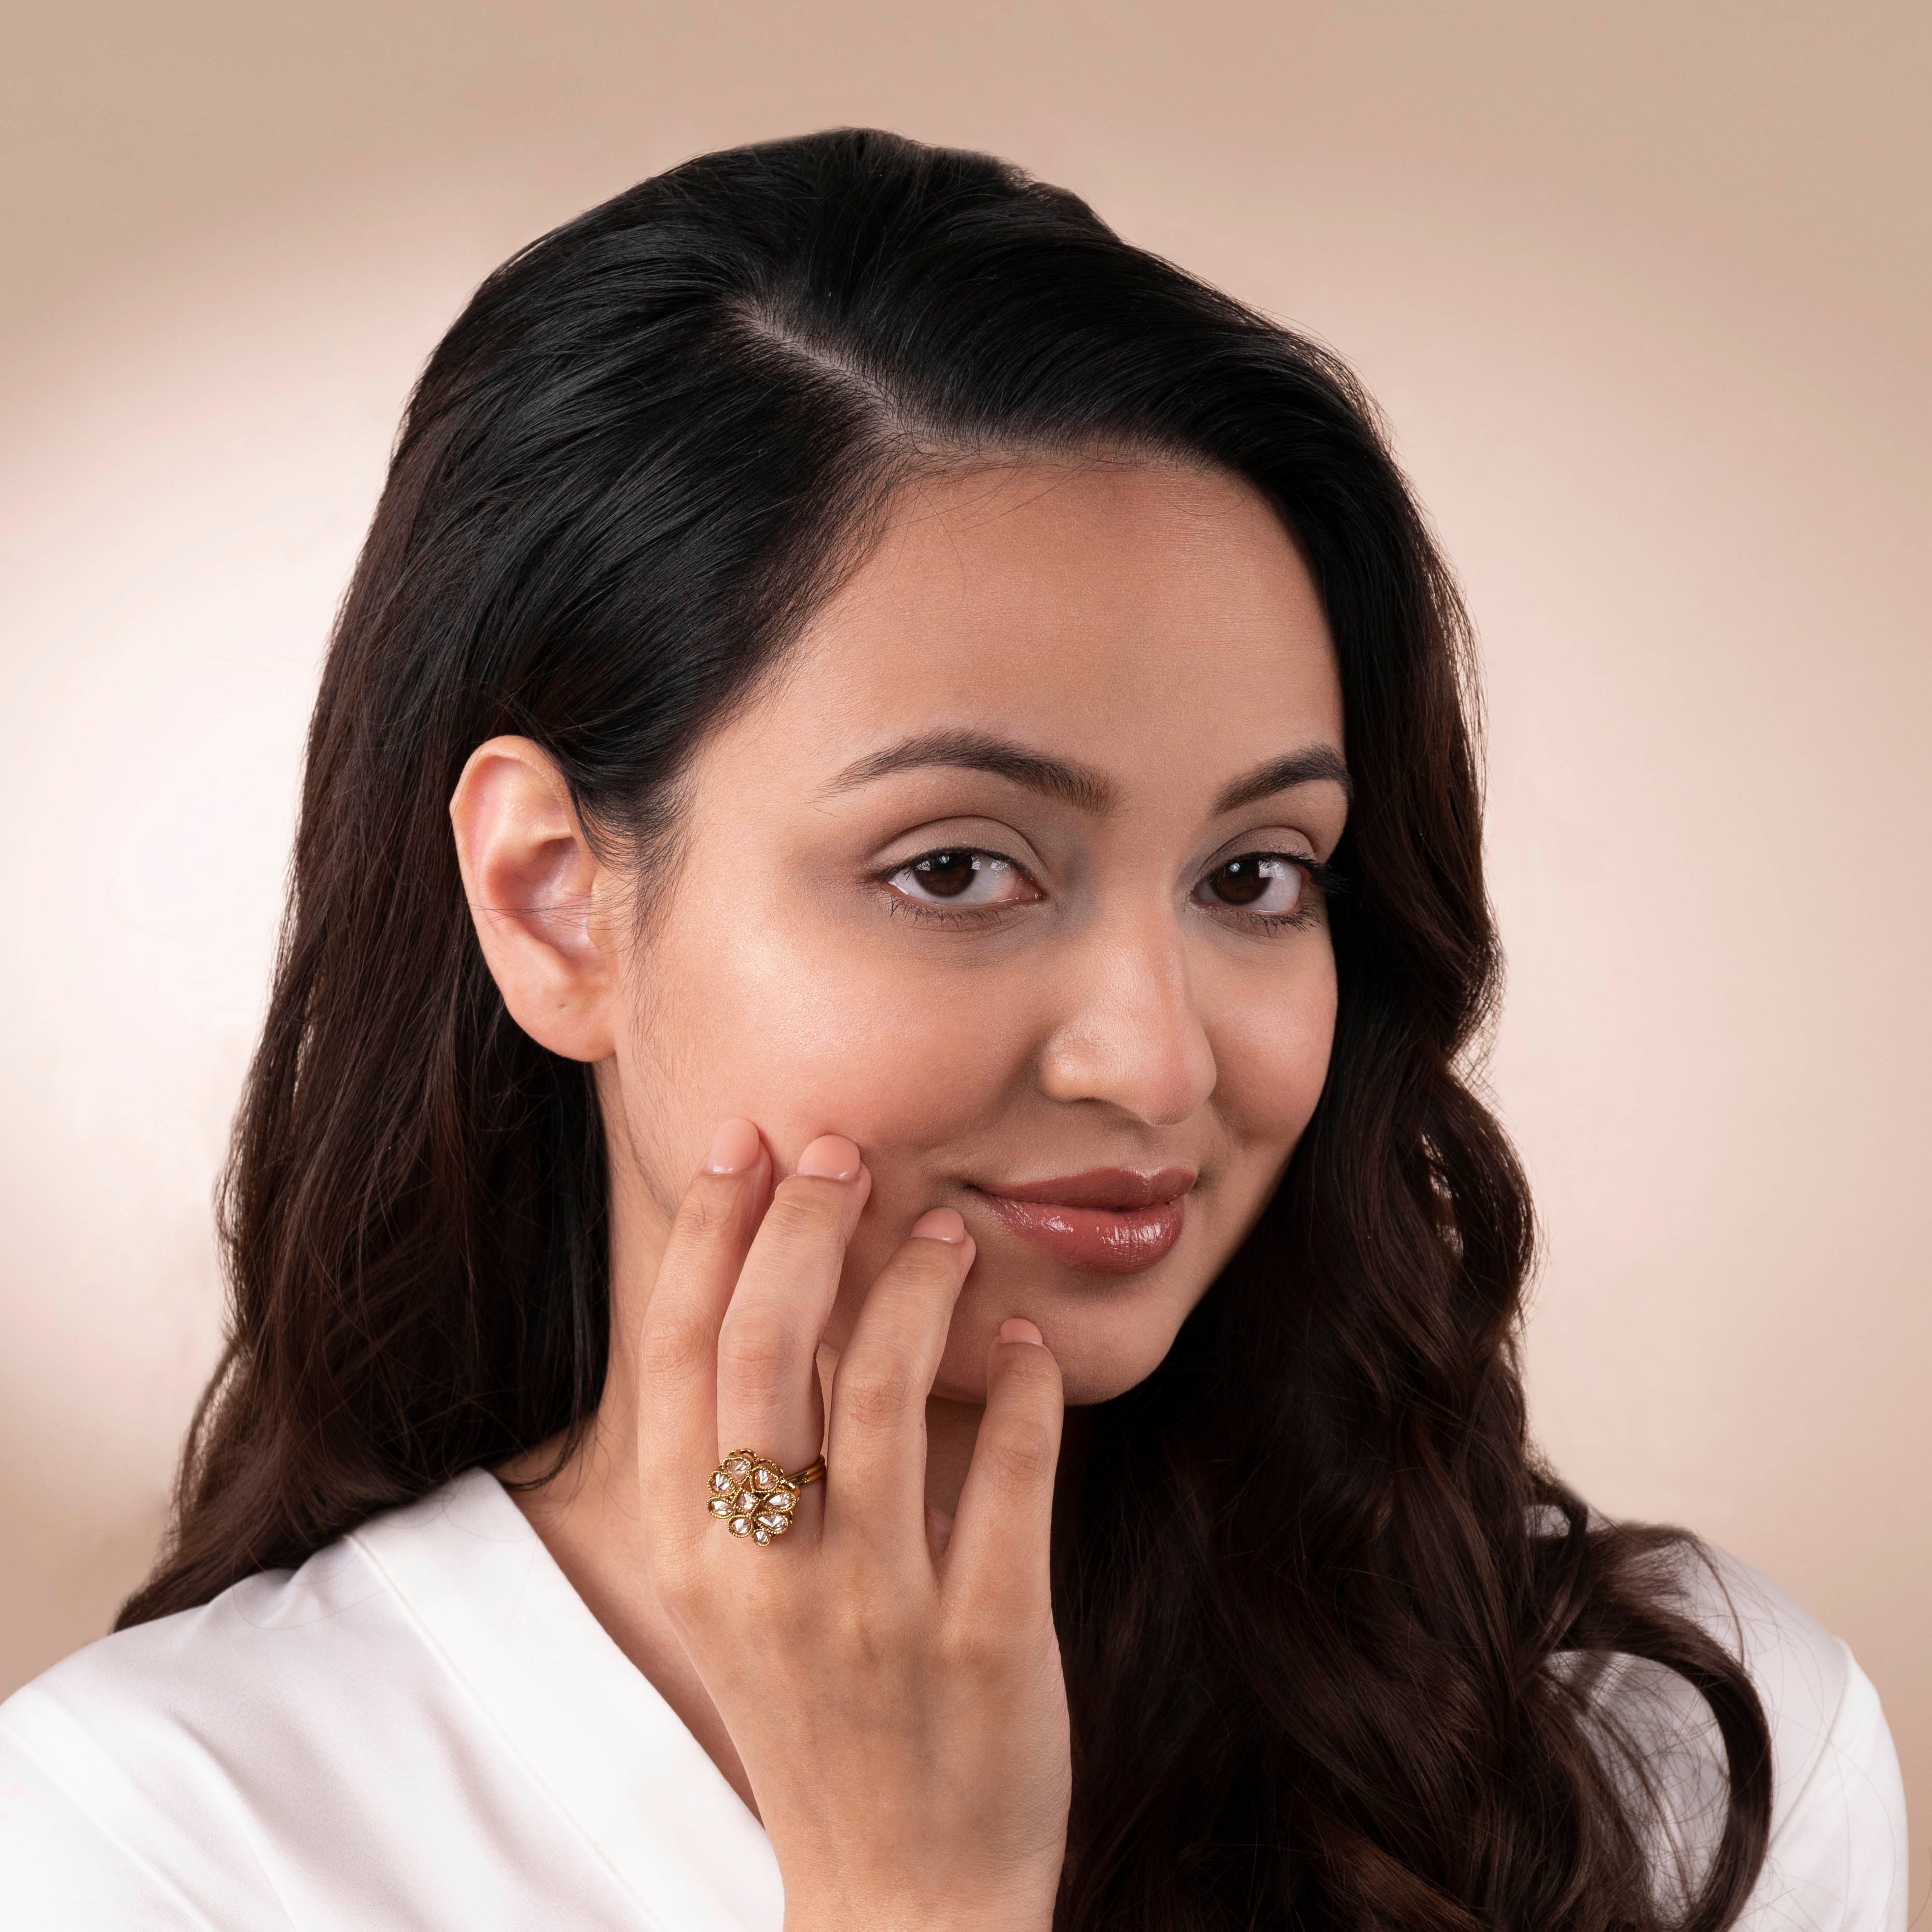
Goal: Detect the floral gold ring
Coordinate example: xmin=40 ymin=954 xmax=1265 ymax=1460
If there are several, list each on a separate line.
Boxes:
xmin=706 ymin=1448 xmax=825 ymax=1545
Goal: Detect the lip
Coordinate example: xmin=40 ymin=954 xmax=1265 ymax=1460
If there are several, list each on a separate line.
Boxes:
xmin=970 ymin=1166 xmax=1196 ymax=1276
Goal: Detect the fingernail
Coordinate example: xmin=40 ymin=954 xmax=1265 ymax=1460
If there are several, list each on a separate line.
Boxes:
xmin=997 ymin=1318 xmax=1044 ymax=1346
xmin=910 ymin=1207 xmax=968 ymax=1245
xmin=705 ymin=1118 xmax=762 ymax=1175
xmin=795 ymin=1134 xmax=864 ymax=1183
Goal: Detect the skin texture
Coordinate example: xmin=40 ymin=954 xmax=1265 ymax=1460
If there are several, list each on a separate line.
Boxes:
xmin=454 ymin=460 xmax=1348 ymax=1931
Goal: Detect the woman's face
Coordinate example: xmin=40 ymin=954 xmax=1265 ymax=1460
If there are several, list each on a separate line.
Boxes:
xmin=608 ymin=459 xmax=1348 ymax=1406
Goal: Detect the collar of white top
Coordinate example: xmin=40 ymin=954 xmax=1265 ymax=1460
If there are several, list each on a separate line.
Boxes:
xmin=350 ymin=1469 xmax=784 ymax=1932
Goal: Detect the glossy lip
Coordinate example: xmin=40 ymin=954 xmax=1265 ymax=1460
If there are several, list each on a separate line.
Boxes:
xmin=969 ymin=1166 xmax=1196 ymax=1276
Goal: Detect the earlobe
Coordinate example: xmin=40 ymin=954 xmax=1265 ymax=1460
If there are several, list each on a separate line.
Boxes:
xmin=449 ymin=736 xmax=618 ymax=1063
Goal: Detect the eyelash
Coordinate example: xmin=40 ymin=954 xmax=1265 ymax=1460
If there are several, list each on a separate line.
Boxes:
xmin=874 ymin=847 xmax=1340 ymax=933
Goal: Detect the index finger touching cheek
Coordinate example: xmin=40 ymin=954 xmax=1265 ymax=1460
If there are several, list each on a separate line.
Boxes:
xmin=714 ymin=1134 xmax=871 ymax=1484
xmin=635 ymin=1119 xmax=773 ymax=1523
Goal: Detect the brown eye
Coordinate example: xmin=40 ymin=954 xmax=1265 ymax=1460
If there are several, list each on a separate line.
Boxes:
xmin=1196 ymin=854 xmax=1307 ymax=918
xmin=884 ymin=849 xmax=1040 ymax=913
xmin=913 ymin=851 xmax=978 ymax=898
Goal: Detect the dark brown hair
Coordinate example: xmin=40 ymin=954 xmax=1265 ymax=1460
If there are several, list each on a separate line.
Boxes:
xmin=122 ymin=129 xmax=1771 ymax=1929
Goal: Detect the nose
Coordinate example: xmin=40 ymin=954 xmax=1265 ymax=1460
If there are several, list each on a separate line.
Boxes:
xmin=1035 ymin=904 xmax=1218 ymax=1127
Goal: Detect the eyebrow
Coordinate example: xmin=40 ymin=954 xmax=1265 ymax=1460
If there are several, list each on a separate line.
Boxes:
xmin=1211 ymin=746 xmax=1353 ymax=815
xmin=822 ymin=729 xmax=1352 ymax=818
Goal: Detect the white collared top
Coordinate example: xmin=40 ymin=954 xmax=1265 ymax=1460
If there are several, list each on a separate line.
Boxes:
xmin=0 ymin=1469 xmax=1907 ymax=1928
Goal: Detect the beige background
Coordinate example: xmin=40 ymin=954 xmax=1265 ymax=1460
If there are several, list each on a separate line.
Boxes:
xmin=3 ymin=0 xmax=1925 ymax=1900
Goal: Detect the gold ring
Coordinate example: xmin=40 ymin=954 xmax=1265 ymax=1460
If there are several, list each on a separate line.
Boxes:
xmin=706 ymin=1448 xmax=826 ymax=1545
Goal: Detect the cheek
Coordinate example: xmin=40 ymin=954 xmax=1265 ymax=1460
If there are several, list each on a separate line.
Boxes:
xmin=624 ymin=907 xmax=1025 ymax=1175
xmin=1208 ymin=950 xmax=1338 ymax=1156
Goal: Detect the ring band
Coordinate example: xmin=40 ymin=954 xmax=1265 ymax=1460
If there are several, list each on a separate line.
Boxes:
xmin=706 ymin=1448 xmax=825 ymax=1545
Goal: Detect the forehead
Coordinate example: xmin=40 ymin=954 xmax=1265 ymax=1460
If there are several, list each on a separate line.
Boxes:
xmin=748 ymin=458 xmax=1341 ymax=785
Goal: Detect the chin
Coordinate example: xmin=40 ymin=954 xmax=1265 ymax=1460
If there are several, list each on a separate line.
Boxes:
xmin=939 ymin=1274 xmax=1191 ymax=1409
xmin=933 ymin=1343 xmax=1172 ymax=1410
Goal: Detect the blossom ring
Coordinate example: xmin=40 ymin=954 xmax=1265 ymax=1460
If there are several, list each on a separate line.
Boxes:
xmin=706 ymin=1448 xmax=826 ymax=1545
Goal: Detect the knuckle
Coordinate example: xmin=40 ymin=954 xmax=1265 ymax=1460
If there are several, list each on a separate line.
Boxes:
xmin=673 ymin=1173 xmax=741 ymax=1243
xmin=938 ymin=1615 xmax=1010 ymax=1680
xmin=763 ymin=1179 xmax=847 ymax=1242
xmin=982 ymin=1420 xmax=1057 ymax=1494
xmin=836 ymin=1361 xmax=916 ymax=1433
xmin=995 ymin=1345 xmax=1063 ymax=1403
xmin=715 ymin=1309 xmax=800 ymax=1398
xmin=836 ymin=1592 xmax=918 ymax=1660
xmin=893 ymin=1238 xmax=964 ymax=1294
xmin=636 ymin=1316 xmax=700 ymax=1385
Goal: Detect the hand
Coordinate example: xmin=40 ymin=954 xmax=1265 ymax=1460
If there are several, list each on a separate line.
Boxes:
xmin=635 ymin=1120 xmax=1071 ymax=1932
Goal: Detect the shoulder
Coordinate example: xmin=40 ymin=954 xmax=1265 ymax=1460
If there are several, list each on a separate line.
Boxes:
xmin=0 ymin=1528 xmax=399 ymax=1926
xmin=1701 ymin=1548 xmax=1906 ymax=1931
xmin=1602 ymin=1539 xmax=1908 ymax=1930
xmin=0 ymin=1472 xmax=681 ymax=1930
xmin=0 ymin=1478 xmax=558 ymax=1926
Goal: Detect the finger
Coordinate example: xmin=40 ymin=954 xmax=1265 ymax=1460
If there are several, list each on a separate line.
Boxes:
xmin=825 ymin=1209 xmax=975 ymax=1558
xmin=942 ymin=1319 xmax=1064 ymax=1623
xmin=635 ymin=1119 xmax=772 ymax=1547
xmin=715 ymin=1134 xmax=870 ymax=1486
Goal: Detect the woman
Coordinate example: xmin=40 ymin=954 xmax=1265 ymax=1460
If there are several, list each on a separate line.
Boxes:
xmin=0 ymin=129 xmax=1904 ymax=1929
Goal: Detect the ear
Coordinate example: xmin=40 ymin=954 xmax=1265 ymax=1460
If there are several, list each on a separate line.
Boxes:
xmin=449 ymin=736 xmax=618 ymax=1062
